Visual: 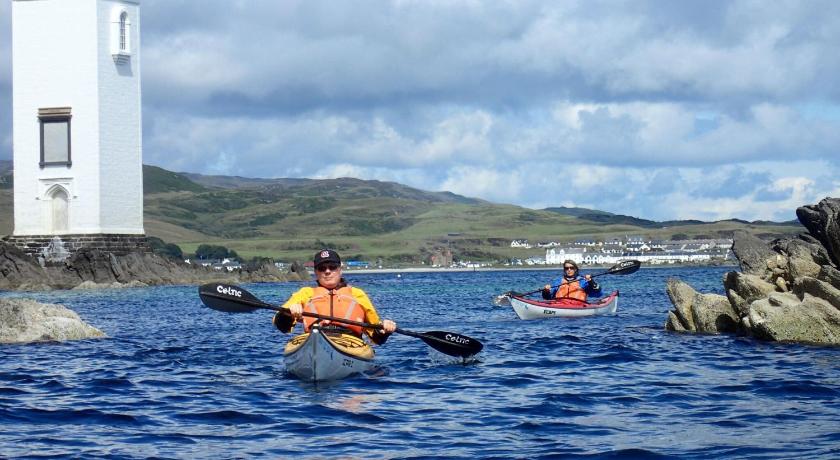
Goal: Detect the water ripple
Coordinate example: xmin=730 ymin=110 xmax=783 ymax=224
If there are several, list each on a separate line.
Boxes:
xmin=1 ymin=268 xmax=839 ymax=458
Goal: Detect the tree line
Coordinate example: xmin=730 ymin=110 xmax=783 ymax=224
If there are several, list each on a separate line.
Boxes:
xmin=148 ymin=237 xmax=239 ymax=261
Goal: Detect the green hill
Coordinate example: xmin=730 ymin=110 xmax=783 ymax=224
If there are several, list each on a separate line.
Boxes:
xmin=143 ymin=165 xmax=207 ymax=194
xmin=0 ymin=160 xmax=804 ymax=264
xmin=0 ymin=161 xmax=12 ymax=190
xmin=141 ymin=167 xmax=802 ymax=263
xmin=544 ymin=207 xmax=660 ymax=228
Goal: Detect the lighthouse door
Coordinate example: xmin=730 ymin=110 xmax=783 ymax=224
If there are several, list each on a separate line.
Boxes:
xmin=50 ymin=188 xmax=69 ymax=233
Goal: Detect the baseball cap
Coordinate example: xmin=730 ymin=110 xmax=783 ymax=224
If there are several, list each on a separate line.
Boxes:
xmin=314 ymin=249 xmax=341 ymax=267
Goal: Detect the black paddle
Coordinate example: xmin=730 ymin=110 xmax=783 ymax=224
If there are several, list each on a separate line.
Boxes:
xmin=493 ymin=259 xmax=641 ymax=306
xmin=198 ymin=283 xmax=484 ymax=359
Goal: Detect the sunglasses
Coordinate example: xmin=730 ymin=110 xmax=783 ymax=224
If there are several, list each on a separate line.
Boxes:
xmin=563 ymin=266 xmax=576 ymax=271
xmin=316 ymin=263 xmax=340 ymax=272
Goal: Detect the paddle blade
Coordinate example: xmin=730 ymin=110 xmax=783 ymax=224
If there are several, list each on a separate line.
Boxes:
xmin=609 ymin=259 xmax=641 ymax=275
xmin=198 ymin=283 xmax=271 ymax=313
xmin=419 ymin=331 xmax=484 ymax=358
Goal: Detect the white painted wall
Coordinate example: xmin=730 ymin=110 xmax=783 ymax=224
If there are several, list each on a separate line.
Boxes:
xmin=12 ymin=0 xmax=143 ymax=236
xmin=97 ymin=0 xmax=143 ymax=233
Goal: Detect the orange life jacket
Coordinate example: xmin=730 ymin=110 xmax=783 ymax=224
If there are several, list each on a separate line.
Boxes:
xmin=555 ymin=278 xmax=587 ymax=301
xmin=303 ymin=286 xmax=366 ymax=336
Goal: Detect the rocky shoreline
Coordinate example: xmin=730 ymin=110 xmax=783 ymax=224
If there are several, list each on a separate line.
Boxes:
xmin=0 ymin=242 xmax=309 ymax=291
xmin=665 ymin=197 xmax=840 ymax=346
xmin=0 ymin=243 xmax=311 ymax=344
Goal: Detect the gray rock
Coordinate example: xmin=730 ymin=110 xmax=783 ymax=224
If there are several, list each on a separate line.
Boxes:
xmin=796 ymin=198 xmax=840 ymax=267
xmin=289 ymin=261 xmax=309 ymax=278
xmin=665 ymin=311 xmax=687 ymax=332
xmin=239 ymin=259 xmax=309 ymax=283
xmin=16 ymin=282 xmax=55 ymax=292
xmin=72 ymin=280 xmax=148 ymax=290
xmin=794 ymin=277 xmax=840 ymax=311
xmin=819 ymin=265 xmax=840 ymax=290
xmin=56 ymin=249 xmax=209 ymax=286
xmin=772 ymin=236 xmax=830 ymax=280
xmin=0 ymin=298 xmax=107 ymax=344
xmin=72 ymin=280 xmax=104 ymax=290
xmin=0 ymin=244 xmax=48 ymax=291
xmin=749 ymin=293 xmax=840 ymax=344
xmin=667 ymin=197 xmax=840 ymax=345
xmin=692 ymin=294 xmax=739 ymax=334
xmin=665 ymin=278 xmax=739 ymax=334
xmin=0 ymin=242 xmax=307 ymax=291
xmin=731 ymin=230 xmax=778 ymax=277
xmin=665 ymin=278 xmax=697 ymax=331
xmin=723 ymin=271 xmax=778 ymax=317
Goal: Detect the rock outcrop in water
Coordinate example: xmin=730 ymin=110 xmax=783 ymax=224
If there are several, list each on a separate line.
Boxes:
xmin=0 ymin=298 xmax=106 ymax=344
xmin=665 ymin=197 xmax=840 ymax=345
xmin=0 ymin=242 xmax=309 ymax=291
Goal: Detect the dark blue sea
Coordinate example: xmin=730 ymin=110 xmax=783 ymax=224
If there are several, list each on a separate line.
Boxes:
xmin=2 ymin=267 xmax=840 ymax=459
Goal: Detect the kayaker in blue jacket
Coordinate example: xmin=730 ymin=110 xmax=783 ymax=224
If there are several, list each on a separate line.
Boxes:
xmin=542 ymin=259 xmax=602 ymax=301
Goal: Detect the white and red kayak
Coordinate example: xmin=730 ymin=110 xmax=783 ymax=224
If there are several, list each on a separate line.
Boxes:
xmin=507 ymin=291 xmax=619 ymax=320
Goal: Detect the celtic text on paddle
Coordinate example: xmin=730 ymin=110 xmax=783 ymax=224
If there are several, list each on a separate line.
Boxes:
xmin=217 ymin=285 xmax=243 ymax=298
xmin=445 ymin=334 xmax=470 ymax=344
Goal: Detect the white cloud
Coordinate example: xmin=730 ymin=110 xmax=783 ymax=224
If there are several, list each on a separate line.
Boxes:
xmin=4 ymin=1 xmax=840 ymax=221
xmin=439 ymin=166 xmax=522 ymax=205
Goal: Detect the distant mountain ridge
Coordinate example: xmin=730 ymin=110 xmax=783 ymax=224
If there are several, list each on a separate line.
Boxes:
xmin=0 ymin=160 xmax=804 ymax=262
xmin=542 ymin=206 xmax=800 ymax=229
xmin=181 ymin=172 xmax=485 ymax=205
xmin=144 ymin=165 xmax=482 ymax=205
xmin=0 ymin=160 xmax=795 ymax=226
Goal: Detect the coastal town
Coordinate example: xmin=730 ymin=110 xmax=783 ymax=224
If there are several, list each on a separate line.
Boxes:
xmin=188 ymin=236 xmax=736 ymax=272
xmin=504 ymin=236 xmax=734 ymax=267
xmin=427 ymin=236 xmax=734 ymax=269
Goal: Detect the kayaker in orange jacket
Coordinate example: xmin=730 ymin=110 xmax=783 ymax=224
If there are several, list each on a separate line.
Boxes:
xmin=542 ymin=259 xmax=602 ymax=301
xmin=272 ymin=249 xmax=397 ymax=345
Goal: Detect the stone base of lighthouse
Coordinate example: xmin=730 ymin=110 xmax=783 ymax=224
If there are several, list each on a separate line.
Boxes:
xmin=3 ymin=234 xmax=151 ymax=263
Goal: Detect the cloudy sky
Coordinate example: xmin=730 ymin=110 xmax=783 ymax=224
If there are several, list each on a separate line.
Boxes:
xmin=2 ymin=0 xmax=840 ymax=221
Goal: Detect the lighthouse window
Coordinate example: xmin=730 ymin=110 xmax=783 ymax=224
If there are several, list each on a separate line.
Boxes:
xmin=38 ymin=108 xmax=72 ymax=167
xmin=119 ymin=12 xmax=128 ymax=51
xmin=111 ymin=8 xmax=131 ymax=62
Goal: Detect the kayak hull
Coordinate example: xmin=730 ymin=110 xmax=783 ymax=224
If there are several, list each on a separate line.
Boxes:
xmin=509 ymin=290 xmax=619 ymax=320
xmin=283 ymin=326 xmax=375 ymax=381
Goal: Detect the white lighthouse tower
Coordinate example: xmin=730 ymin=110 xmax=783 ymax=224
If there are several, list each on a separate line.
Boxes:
xmin=10 ymin=0 xmax=147 ymax=258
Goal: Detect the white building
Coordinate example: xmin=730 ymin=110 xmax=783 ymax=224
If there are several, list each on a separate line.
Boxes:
xmin=545 ymin=247 xmax=586 ymax=265
xmin=622 ymin=251 xmax=712 ymax=265
xmin=11 ymin=0 xmax=146 ymax=257
xmin=583 ymin=253 xmax=619 ymax=265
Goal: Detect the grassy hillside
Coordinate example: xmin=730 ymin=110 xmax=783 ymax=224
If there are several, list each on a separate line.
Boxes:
xmin=143 ymin=165 xmax=207 ymax=194
xmin=143 ymin=172 xmax=804 ymax=263
xmin=0 ymin=189 xmax=12 ymax=235
xmin=0 ymin=161 xmax=13 ymax=234
xmin=0 ymin=160 xmax=805 ymax=263
xmin=182 ymin=172 xmax=483 ymax=205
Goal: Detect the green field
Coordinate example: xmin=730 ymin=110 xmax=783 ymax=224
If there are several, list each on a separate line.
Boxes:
xmin=0 ymin=163 xmax=804 ymax=265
